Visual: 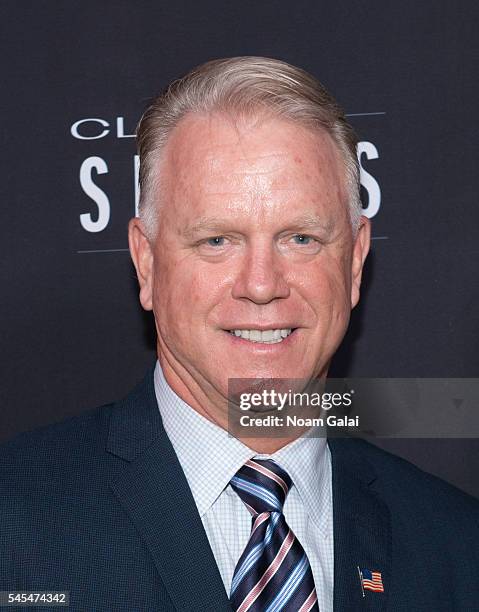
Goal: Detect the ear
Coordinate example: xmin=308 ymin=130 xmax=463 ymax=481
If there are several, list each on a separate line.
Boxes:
xmin=350 ymin=216 xmax=371 ymax=309
xmin=128 ymin=218 xmax=154 ymax=311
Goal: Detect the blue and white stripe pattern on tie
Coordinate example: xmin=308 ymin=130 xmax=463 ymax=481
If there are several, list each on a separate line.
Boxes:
xmin=230 ymin=458 xmax=319 ymax=612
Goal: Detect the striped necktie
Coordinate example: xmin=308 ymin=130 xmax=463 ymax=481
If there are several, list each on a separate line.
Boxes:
xmin=229 ymin=458 xmax=319 ymax=612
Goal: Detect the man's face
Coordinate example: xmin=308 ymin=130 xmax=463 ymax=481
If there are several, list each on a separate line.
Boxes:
xmin=130 ymin=112 xmax=370 ymax=415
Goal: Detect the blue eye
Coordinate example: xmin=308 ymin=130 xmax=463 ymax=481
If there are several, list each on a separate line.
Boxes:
xmin=292 ymin=234 xmax=311 ymax=244
xmin=207 ymin=236 xmax=225 ymax=247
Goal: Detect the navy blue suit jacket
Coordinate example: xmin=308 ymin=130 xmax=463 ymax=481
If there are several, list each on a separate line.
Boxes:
xmin=1 ymin=368 xmax=478 ymax=611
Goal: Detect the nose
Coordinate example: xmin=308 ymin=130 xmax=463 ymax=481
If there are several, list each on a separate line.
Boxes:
xmin=231 ymin=239 xmax=290 ymax=304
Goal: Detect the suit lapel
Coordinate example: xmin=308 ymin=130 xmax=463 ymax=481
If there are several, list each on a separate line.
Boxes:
xmin=329 ymin=439 xmax=391 ymax=612
xmin=106 ymin=369 xmax=232 ymax=612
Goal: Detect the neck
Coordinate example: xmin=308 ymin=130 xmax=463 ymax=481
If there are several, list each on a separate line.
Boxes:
xmin=158 ymin=349 xmax=328 ymax=455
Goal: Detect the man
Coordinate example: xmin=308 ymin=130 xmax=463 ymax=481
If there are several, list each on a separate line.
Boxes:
xmin=1 ymin=57 xmax=478 ymax=611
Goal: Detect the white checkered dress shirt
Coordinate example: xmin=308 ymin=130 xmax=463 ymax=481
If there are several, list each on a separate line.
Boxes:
xmin=154 ymin=361 xmax=334 ymax=612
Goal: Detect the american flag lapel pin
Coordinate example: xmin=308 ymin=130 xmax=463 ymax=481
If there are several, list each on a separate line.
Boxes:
xmin=357 ymin=566 xmax=384 ymax=597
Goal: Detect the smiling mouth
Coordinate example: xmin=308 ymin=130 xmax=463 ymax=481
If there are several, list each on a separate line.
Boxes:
xmin=227 ymin=328 xmax=296 ymax=344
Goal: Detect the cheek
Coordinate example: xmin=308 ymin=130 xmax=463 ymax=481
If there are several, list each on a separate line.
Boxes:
xmin=297 ymin=258 xmax=352 ymax=341
xmin=152 ymin=255 xmax=226 ymax=334
xmin=188 ymin=267 xmax=218 ymax=304
xmin=300 ymin=261 xmax=350 ymax=308
xmin=321 ymin=270 xmax=352 ymax=343
xmin=151 ymin=253 xmax=187 ymax=330
xmin=329 ymin=269 xmax=350 ymax=310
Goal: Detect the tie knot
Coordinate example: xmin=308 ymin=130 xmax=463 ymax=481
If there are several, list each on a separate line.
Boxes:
xmin=230 ymin=458 xmax=292 ymax=515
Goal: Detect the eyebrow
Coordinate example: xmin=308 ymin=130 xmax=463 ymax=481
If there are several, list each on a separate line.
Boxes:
xmin=286 ymin=213 xmax=336 ymax=234
xmin=180 ymin=217 xmax=231 ymax=239
xmin=180 ymin=213 xmax=336 ymax=239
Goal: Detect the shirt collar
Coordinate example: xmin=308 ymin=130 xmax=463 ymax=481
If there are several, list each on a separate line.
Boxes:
xmin=154 ymin=361 xmax=255 ymax=517
xmin=154 ymin=361 xmax=330 ymax=531
xmin=255 ymin=431 xmax=331 ymax=533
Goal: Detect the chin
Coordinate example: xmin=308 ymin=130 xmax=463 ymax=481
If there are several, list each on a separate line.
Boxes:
xmin=225 ymin=364 xmax=309 ymax=381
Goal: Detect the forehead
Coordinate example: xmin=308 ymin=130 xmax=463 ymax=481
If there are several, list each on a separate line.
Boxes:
xmin=158 ymin=111 xmax=347 ymax=220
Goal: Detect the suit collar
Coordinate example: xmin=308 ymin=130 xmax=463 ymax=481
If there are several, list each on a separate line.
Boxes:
xmin=328 ymin=438 xmax=391 ymax=612
xmin=107 ymin=367 xmax=232 ymax=611
xmin=106 ymin=365 xmax=162 ymax=461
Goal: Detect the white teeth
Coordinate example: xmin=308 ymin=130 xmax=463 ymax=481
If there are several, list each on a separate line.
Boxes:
xmin=229 ymin=328 xmax=293 ymax=343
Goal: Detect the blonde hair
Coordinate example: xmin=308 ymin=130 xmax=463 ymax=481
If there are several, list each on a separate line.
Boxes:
xmin=136 ymin=56 xmax=361 ymax=237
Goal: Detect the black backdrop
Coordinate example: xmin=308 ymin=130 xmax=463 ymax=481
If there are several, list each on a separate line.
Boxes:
xmin=1 ymin=1 xmax=478 ymax=497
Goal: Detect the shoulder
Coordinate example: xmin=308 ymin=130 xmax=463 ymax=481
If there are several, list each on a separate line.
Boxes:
xmin=0 ymin=404 xmax=122 ymax=559
xmin=0 ymin=405 xmax=113 ymax=487
xmin=330 ymin=437 xmax=479 ymax=583
xmin=337 ymin=437 xmax=479 ymax=526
